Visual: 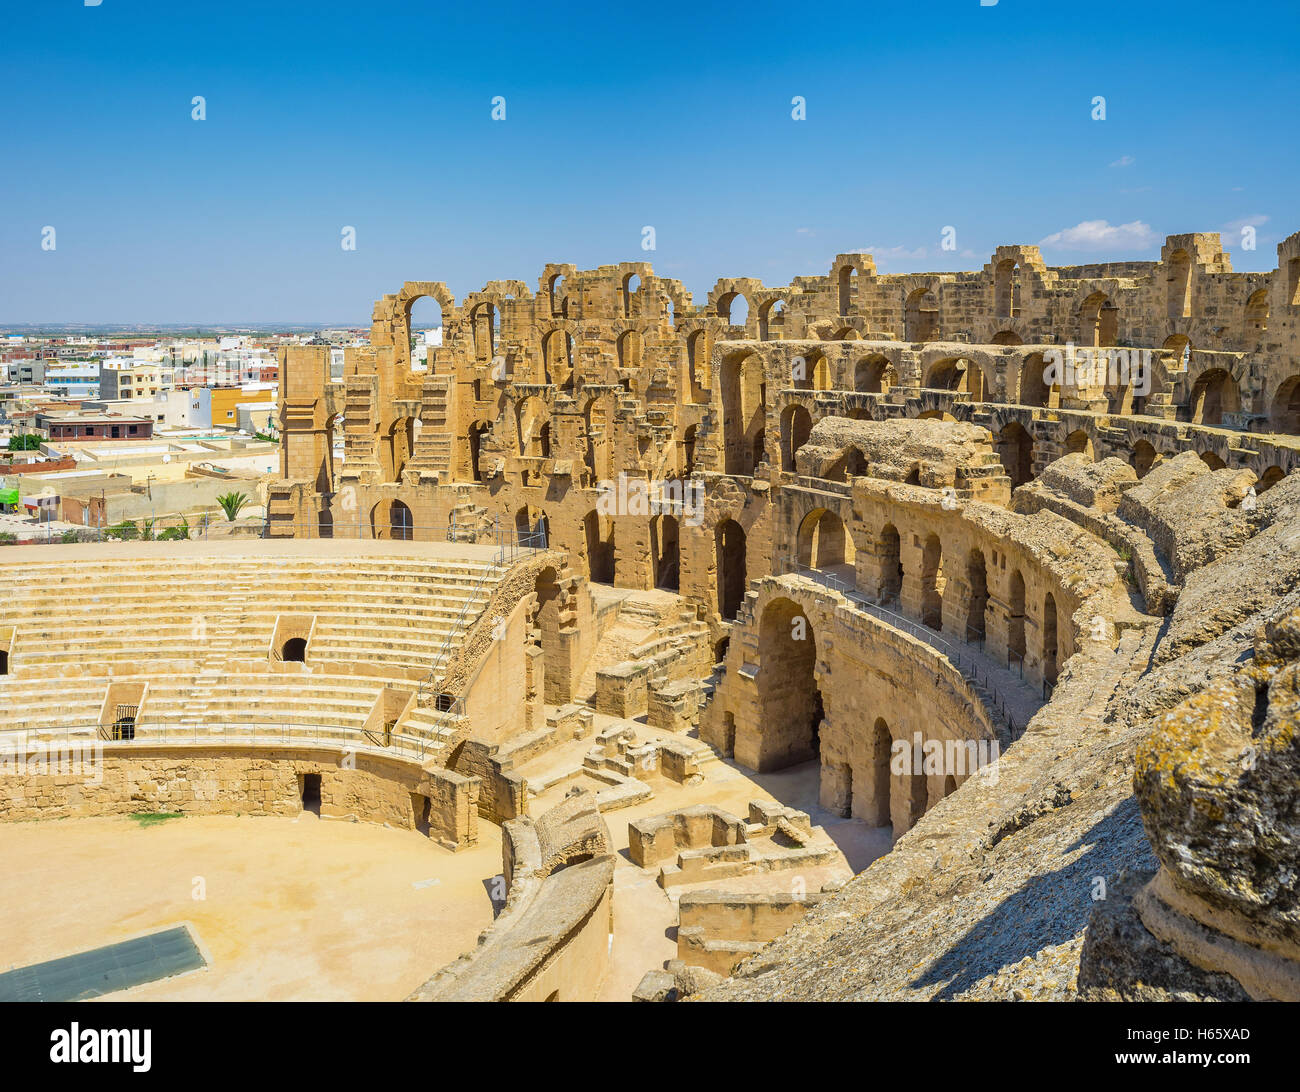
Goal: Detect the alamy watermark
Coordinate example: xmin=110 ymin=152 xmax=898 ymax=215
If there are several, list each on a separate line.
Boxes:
xmin=1 ymin=738 xmax=103 ymax=783
xmin=1042 ymin=342 xmax=1153 ymax=395
xmin=594 ymin=472 xmax=705 ymax=526
xmin=890 ymin=730 xmax=999 ymax=784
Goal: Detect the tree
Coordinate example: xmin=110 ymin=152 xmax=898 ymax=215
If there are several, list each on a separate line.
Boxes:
xmin=7 ymin=435 xmax=41 ymax=451
xmin=217 ymin=491 xmax=249 ymax=521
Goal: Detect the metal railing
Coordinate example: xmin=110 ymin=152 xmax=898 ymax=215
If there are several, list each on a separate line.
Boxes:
xmin=259 ymin=514 xmax=550 ymax=562
xmin=0 ymin=513 xmax=212 ymax=546
xmin=777 ymin=561 xmax=1047 ymax=739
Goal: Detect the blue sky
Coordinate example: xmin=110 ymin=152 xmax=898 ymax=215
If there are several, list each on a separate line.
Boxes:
xmin=2 ymin=0 xmax=1297 ymax=323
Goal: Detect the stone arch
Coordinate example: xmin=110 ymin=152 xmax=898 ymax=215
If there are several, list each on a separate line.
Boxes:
xmin=652 ymin=514 xmax=680 ymax=591
xmin=622 ymin=272 xmax=641 ymax=318
xmin=755 ymin=597 xmax=821 ymax=770
xmin=991 ymin=330 xmax=1023 ymax=345
xmin=1043 ymin=591 xmax=1060 ymax=685
xmin=1131 ymin=439 xmax=1160 ymax=478
xmin=583 ymin=509 xmax=615 ymax=584
xmin=966 ymin=549 xmax=989 ymax=642
xmin=718 ymin=291 xmax=750 ymax=328
xmin=516 ymin=397 xmax=551 ymax=458
xmin=796 ymin=508 xmax=854 ymax=570
xmin=1245 ymin=288 xmax=1269 ymax=337
xmin=1018 ymin=352 xmax=1054 ymax=408
xmin=384 ymin=416 xmax=416 ymax=481
xmin=780 ymin=404 xmax=813 ymax=472
xmin=838 ymin=265 xmax=858 ymax=315
xmin=904 ymin=285 xmax=939 ymax=342
xmin=405 ymin=294 xmax=444 ymax=372
xmin=720 ymin=351 xmax=766 ymax=475
xmin=996 ymin=420 xmax=1034 ymax=487
xmin=471 ymin=301 xmax=497 ymax=361
xmin=1007 ymin=570 xmax=1027 ymax=664
xmin=994 ymin=258 xmax=1023 ymax=319
xmin=1187 ymin=368 xmax=1240 ymax=425
xmin=389 ymin=500 xmax=413 ymax=541
xmin=1078 ymin=290 xmax=1119 ymax=347
xmin=1167 ymin=249 xmax=1193 ymax=321
xmin=533 ymin=565 xmax=565 ymax=700
xmin=1199 ymin=450 xmax=1226 ymax=471
xmin=685 ymin=330 xmax=709 ymax=402
xmin=468 ymin=420 xmax=491 ymax=481
xmin=878 ymin=523 xmax=903 ymax=603
xmin=617 ymin=329 xmax=643 ymax=371
xmin=925 ymin=357 xmax=986 ymax=401
xmin=541 ymin=326 xmax=575 ymax=389
xmin=758 ymin=298 xmax=786 ymax=341
xmin=920 ymin=533 xmax=944 ymax=629
xmin=716 ymin=519 xmax=747 ymax=620
xmin=1257 ymin=465 xmax=1286 ymax=492
xmin=1268 ymin=375 xmax=1300 ymax=434
xmin=1065 ymin=429 xmax=1094 ymax=459
xmin=869 ymin=717 xmax=893 ymax=828
xmin=854 ymin=354 xmax=896 ymax=393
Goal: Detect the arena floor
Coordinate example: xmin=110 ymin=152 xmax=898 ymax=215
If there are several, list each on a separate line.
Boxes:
xmin=1 ymin=813 xmax=501 ymax=1001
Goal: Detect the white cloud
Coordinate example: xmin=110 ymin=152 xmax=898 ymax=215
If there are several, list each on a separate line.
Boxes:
xmin=1109 ymin=155 xmax=1135 ymax=167
xmin=856 ymin=244 xmax=929 ymax=261
xmin=1038 ymin=219 xmax=1156 ymax=251
xmin=1223 ymin=214 xmax=1268 ymax=233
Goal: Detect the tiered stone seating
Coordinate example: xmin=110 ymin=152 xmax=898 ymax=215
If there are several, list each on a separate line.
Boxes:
xmin=0 ymin=551 xmax=505 ymax=763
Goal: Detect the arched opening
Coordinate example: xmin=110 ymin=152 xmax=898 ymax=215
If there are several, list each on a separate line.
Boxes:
xmin=617 ymin=329 xmax=643 ymax=371
xmin=583 ymin=510 xmax=615 ymax=584
xmin=534 ymin=565 xmax=563 ymax=700
xmin=994 ymin=259 xmax=1021 ymax=319
xmin=879 ymin=524 xmax=903 ymax=603
xmin=622 ymin=272 xmax=640 ymax=318
xmin=1269 ymin=375 xmax=1300 ymax=434
xmin=472 ymin=302 xmax=496 ymax=361
xmin=1043 ymin=593 xmax=1059 ymax=685
xmin=811 ymin=354 xmax=833 ymax=391
xmin=796 ymin=508 xmax=854 ymax=572
xmin=996 ymin=421 xmax=1034 ymax=487
xmin=991 ymin=330 xmax=1022 ymax=345
xmin=681 ymin=424 xmax=697 ymax=477
xmin=541 ymin=328 xmax=574 ymax=389
xmin=385 ymin=417 xmax=415 ymax=481
xmin=1167 ymin=249 xmax=1193 ymax=321
xmin=317 ymin=507 xmax=333 ymax=539
xmin=824 ymin=446 xmax=867 ymax=482
xmin=837 ymin=265 xmax=858 ymax=315
xmin=1245 ymin=289 xmax=1269 ymax=336
xmin=967 ymin=550 xmax=988 ymax=642
xmin=548 ymin=274 xmax=567 ymax=317
xmin=905 ymin=286 xmax=939 ymax=342
xmin=854 ymin=354 xmax=895 ymax=394
xmin=1065 ymin=430 xmax=1094 ymax=459
xmin=1256 ymin=466 xmax=1286 ymax=493
xmin=1019 ymin=352 xmax=1052 ymax=408
xmin=780 ymin=405 xmax=813 ymax=472
xmin=1188 ymin=368 xmax=1240 ymax=425
xmin=652 ymin=514 xmax=680 ymax=591
xmin=716 ymin=519 xmax=747 ymax=620
xmin=870 ymin=717 xmax=892 ymax=829
xmin=686 ymin=331 xmax=707 ymax=403
xmin=721 ymin=352 xmax=766 ymax=475
xmin=925 ymin=357 xmax=985 ymax=401
xmin=1131 ymin=439 xmax=1159 ymax=478
xmin=756 ymin=597 xmax=821 ymax=770
xmin=719 ymin=291 xmax=749 ymax=329
xmin=281 ymin=637 xmax=307 ymax=663
xmin=517 ymin=398 xmax=551 ymax=458
xmin=920 ymin=533 xmax=944 ymax=629
xmin=406 ymin=295 xmax=443 ymax=372
xmin=468 ymin=421 xmax=490 ymax=482
xmin=389 ymin=500 xmax=413 ymax=541
xmin=1199 ymin=450 xmax=1226 ymax=471
xmin=759 ymin=299 xmax=786 ymax=341
xmin=1078 ymin=291 xmax=1118 ymax=347
xmin=1008 ymin=570 xmax=1026 ymax=665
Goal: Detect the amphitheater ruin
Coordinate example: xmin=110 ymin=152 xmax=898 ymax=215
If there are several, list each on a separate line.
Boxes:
xmin=4 ymin=229 xmax=1300 ymax=1001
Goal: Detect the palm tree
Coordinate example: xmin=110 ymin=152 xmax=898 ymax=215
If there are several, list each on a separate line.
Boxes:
xmin=217 ymin=491 xmax=249 ymax=521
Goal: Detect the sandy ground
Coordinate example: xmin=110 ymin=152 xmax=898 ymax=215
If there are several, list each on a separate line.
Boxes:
xmin=1 ymin=813 xmax=502 ymax=1001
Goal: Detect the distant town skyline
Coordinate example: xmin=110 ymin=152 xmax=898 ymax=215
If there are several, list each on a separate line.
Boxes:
xmin=4 ymin=0 xmax=1297 ymax=323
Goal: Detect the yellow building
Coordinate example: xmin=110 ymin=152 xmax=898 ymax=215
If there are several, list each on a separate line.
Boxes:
xmin=209 ymin=386 xmax=275 ymax=429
